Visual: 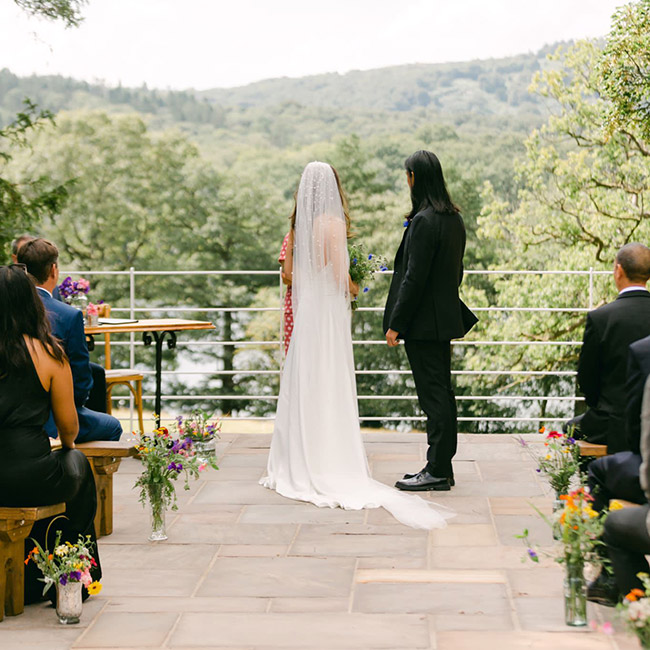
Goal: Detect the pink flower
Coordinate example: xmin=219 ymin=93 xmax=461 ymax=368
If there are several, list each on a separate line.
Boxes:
xmin=601 ymin=621 xmax=614 ymax=635
xmin=546 ymin=431 xmax=562 ymax=439
xmin=198 ymin=463 xmax=207 ymax=472
xmin=81 ymin=569 xmax=92 ymax=587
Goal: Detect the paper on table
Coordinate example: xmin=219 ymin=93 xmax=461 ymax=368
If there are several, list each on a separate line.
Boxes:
xmin=97 ymin=317 xmax=139 ymax=325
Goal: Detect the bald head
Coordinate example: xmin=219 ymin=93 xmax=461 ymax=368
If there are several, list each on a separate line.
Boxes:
xmin=614 ymin=243 xmax=650 ymax=290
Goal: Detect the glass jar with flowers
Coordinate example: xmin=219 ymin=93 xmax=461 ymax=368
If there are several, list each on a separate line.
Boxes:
xmin=517 ymin=486 xmax=606 ymax=627
xmin=58 ymin=276 xmax=90 ymax=313
xmin=134 ymin=425 xmax=218 ymax=541
xmin=175 ymin=409 xmax=221 ymax=463
xmin=618 ymin=573 xmax=650 ymax=648
xmin=25 ymin=528 xmax=101 ymax=625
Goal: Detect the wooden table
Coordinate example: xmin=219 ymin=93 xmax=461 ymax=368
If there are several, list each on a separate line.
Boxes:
xmin=85 ymin=318 xmax=215 ymax=426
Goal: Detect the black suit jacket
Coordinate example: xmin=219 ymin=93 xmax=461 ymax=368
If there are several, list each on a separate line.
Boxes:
xmin=577 ymin=289 xmax=650 ymax=450
xmin=626 ymin=335 xmax=650 ymax=454
xmin=383 ymin=207 xmax=477 ymax=341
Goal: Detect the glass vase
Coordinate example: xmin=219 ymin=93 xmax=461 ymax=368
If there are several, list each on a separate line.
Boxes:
xmin=552 ymin=491 xmax=564 ymax=540
xmin=56 ymin=580 xmax=83 ymax=625
xmin=193 ymin=437 xmax=215 ymax=464
xmin=564 ymin=561 xmax=587 ymax=627
xmin=70 ymin=294 xmax=88 ymax=314
xmin=147 ymin=484 xmax=168 ymax=541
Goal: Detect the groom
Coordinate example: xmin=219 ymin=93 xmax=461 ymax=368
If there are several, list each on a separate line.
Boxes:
xmin=384 ymin=151 xmax=477 ymax=491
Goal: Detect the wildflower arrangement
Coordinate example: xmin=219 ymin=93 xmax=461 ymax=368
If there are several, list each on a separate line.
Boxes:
xmin=175 ymin=409 xmax=221 ymax=443
xmin=25 ymin=529 xmax=101 ymax=597
xmin=618 ymin=573 xmax=650 ymax=646
xmin=522 ymin=426 xmax=581 ymax=495
xmin=58 ymin=276 xmax=90 ymax=301
xmin=348 ymin=243 xmax=388 ymax=310
xmin=518 ymin=487 xmax=606 ymax=567
xmin=134 ymin=425 xmax=217 ymax=512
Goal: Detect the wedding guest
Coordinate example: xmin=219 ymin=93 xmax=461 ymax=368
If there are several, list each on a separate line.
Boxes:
xmin=278 ymin=231 xmax=294 ymax=356
xmin=595 ymin=376 xmax=650 ymax=604
xmin=385 ymin=151 xmax=477 ymax=491
xmin=18 ymin=238 xmax=122 ymax=442
xmin=586 ymin=334 xmax=650 ymax=605
xmin=567 ymin=243 xmax=650 ymax=453
xmin=0 ymin=264 xmax=101 ymax=604
xmin=10 ymin=234 xmax=34 ymax=263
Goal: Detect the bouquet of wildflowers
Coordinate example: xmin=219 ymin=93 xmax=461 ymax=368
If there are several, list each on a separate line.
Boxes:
xmin=518 ymin=487 xmax=606 ymax=567
xmin=58 ymin=276 xmax=90 ymax=300
xmin=175 ymin=409 xmax=221 ymax=443
xmin=348 ymin=243 xmax=388 ymax=310
xmin=521 ymin=426 xmax=580 ymax=495
xmin=134 ymin=426 xmax=218 ymax=512
xmin=25 ymin=529 xmax=101 ymax=596
xmin=618 ymin=573 xmax=650 ymax=646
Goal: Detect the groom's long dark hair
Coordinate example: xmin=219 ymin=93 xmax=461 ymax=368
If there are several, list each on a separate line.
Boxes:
xmin=405 ymin=150 xmax=459 ymax=221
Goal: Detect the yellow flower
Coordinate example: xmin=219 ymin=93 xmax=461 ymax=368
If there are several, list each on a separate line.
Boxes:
xmin=87 ymin=581 xmax=102 ymax=595
xmin=609 ymin=500 xmax=624 ymax=510
xmin=544 ymin=454 xmax=551 ymax=460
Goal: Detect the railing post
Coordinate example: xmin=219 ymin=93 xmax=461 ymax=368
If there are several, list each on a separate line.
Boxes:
xmin=129 ymin=267 xmax=136 ymax=432
xmin=588 ymin=267 xmax=594 ymax=310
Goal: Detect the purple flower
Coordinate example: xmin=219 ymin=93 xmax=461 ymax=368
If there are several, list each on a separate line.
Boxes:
xmin=59 ymin=574 xmax=68 ymax=586
xmin=516 ymin=436 xmax=528 ymax=447
xmin=368 ymin=254 xmax=373 ymax=260
xmin=403 ymin=220 xmax=409 ymax=227
xmin=567 ymin=437 xmax=576 ymax=444
xmin=527 ymin=548 xmax=539 ymax=562
xmin=535 ymin=468 xmax=541 ymax=473
xmin=70 ymin=571 xmax=82 ymax=581
xmin=167 ymin=462 xmax=183 ymax=472
xmin=363 ymin=287 xmax=369 ymax=293
xmin=380 ymin=266 xmax=388 ymax=272
xmin=352 ymin=258 xmax=357 ymax=264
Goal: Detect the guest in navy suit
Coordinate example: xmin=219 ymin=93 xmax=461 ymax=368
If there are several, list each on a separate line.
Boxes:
xmin=18 ymin=238 xmax=122 ymax=443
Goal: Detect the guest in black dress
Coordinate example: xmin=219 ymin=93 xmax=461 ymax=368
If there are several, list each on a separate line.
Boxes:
xmin=0 ymin=264 xmax=101 ymax=603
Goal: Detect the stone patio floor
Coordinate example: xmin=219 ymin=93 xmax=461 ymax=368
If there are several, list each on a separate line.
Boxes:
xmin=0 ymin=431 xmax=644 ymax=650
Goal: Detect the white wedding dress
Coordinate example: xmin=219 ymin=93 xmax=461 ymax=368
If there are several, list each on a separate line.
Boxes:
xmin=260 ymin=162 xmax=452 ymax=530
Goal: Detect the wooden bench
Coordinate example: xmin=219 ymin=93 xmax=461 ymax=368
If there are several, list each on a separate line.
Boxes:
xmin=77 ymin=441 xmax=138 ymax=537
xmin=0 ymin=504 xmax=65 ymax=621
xmin=577 ymin=440 xmax=608 ymax=458
xmin=50 ymin=439 xmax=138 ymax=537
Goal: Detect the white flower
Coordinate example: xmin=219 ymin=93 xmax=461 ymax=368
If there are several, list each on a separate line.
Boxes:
xmin=54 ymin=545 xmax=69 ymax=556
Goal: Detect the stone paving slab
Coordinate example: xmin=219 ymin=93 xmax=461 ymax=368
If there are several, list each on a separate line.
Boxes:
xmin=0 ymin=432 xmax=640 ymax=649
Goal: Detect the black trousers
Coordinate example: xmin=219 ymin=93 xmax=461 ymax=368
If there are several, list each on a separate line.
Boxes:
xmin=86 ymin=362 xmax=107 ymax=413
xmin=404 ymin=339 xmax=456 ymax=478
xmin=603 ymin=504 xmax=650 ymax=597
xmin=587 ymin=451 xmax=644 ymax=512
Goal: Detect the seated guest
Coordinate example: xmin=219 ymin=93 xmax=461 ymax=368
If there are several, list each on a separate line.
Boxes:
xmin=597 ymin=376 xmax=650 ymax=603
xmin=588 ymin=334 xmax=650 ymax=511
xmin=18 ymin=238 xmax=122 ymax=442
xmin=0 ymin=264 xmax=101 ymax=603
xmin=10 ymin=234 xmax=34 ymax=263
xmin=566 ymin=243 xmax=650 ymax=453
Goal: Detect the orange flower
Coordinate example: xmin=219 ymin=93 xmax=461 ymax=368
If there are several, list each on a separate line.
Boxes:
xmin=626 ymin=588 xmax=645 ymax=601
xmin=24 ymin=558 xmax=30 ymax=565
xmin=539 ymin=426 xmax=546 ymax=434
xmin=48 ymin=554 xmax=54 ymax=560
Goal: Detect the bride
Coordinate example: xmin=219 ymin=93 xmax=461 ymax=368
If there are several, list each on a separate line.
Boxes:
xmin=260 ymin=161 xmax=452 ymax=530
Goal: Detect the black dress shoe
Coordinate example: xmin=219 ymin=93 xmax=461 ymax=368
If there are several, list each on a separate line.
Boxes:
xmin=402 ymin=470 xmax=454 ymax=486
xmin=586 ymin=572 xmax=619 ymax=607
xmin=395 ymin=471 xmax=451 ymax=491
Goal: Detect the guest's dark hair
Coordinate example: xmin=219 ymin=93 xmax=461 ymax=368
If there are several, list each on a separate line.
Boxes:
xmin=11 ymin=234 xmax=34 ymax=257
xmin=616 ymin=243 xmax=650 ymax=283
xmin=0 ymin=265 xmax=64 ymax=377
xmin=404 ymin=150 xmax=459 ymax=220
xmin=17 ymin=238 xmax=59 ymax=284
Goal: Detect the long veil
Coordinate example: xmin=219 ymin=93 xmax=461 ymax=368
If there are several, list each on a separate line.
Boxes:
xmin=261 ymin=162 xmax=452 ymax=530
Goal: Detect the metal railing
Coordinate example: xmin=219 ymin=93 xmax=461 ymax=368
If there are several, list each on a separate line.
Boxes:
xmin=68 ymin=267 xmax=609 ymax=429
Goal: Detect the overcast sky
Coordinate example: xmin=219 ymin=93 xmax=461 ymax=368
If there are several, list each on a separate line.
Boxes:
xmin=1 ymin=0 xmax=625 ymax=91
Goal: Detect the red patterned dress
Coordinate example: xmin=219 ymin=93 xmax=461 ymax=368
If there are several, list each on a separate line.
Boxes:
xmin=279 ymin=232 xmax=294 ymax=356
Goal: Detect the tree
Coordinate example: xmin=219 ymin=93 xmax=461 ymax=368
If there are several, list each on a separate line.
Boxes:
xmin=14 ymin=0 xmax=87 ymax=27
xmin=600 ymin=0 xmax=650 ymax=143
xmin=0 ymin=99 xmax=70 ymax=256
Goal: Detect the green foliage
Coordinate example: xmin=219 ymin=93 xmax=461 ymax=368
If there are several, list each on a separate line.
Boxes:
xmin=14 ymin=0 xmax=87 ymax=27
xmin=600 ymin=0 xmax=650 ymax=143
xmin=0 ymin=99 xmax=70 ymax=257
